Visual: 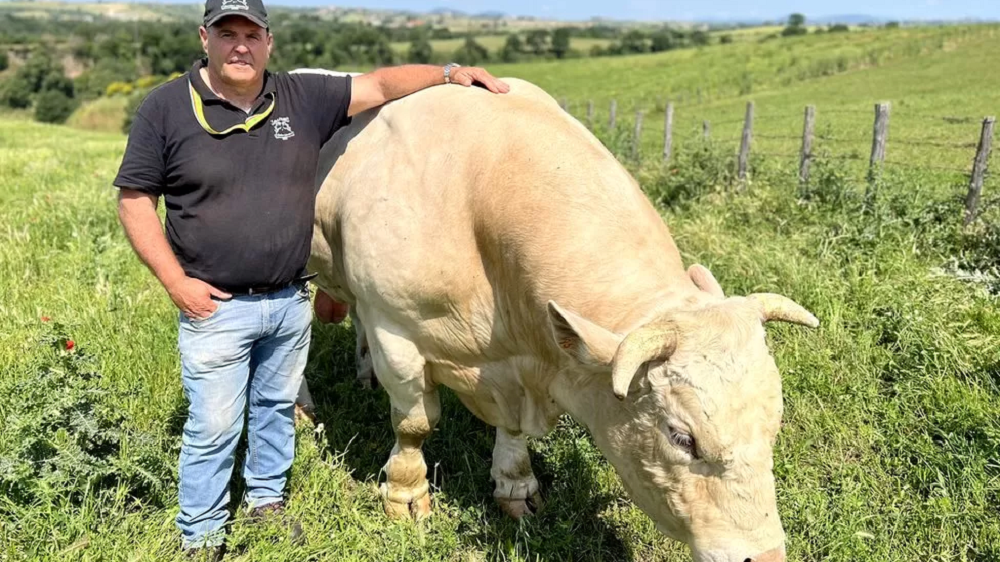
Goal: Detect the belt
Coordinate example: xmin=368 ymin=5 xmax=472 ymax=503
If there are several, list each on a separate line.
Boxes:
xmin=220 ymin=273 xmax=317 ymax=297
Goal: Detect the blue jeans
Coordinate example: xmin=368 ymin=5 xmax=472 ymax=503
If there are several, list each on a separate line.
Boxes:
xmin=175 ymin=282 xmax=312 ymax=549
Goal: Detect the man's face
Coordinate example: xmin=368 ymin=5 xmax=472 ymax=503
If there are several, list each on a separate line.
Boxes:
xmin=199 ymin=16 xmax=272 ymax=88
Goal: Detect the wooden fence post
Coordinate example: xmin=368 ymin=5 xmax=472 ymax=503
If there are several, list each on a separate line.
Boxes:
xmin=663 ymin=102 xmax=674 ymax=162
xmin=609 ymin=99 xmax=617 ymax=130
xmin=703 ymin=120 xmax=710 ymax=140
xmin=868 ymin=102 xmax=890 ymax=181
xmin=964 ymin=116 xmax=996 ymax=226
xmin=633 ymin=111 xmax=644 ymax=161
xmin=799 ymin=105 xmax=816 ymax=185
xmin=587 ymin=100 xmax=594 ymax=129
xmin=737 ymin=101 xmax=755 ymax=188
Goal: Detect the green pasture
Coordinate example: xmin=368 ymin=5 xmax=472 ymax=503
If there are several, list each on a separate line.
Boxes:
xmin=490 ymin=24 xmax=1000 ymax=183
xmin=4 ymin=22 xmax=1000 ymax=562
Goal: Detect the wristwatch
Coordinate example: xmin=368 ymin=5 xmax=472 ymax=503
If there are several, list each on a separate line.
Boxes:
xmin=444 ymin=62 xmax=461 ymax=84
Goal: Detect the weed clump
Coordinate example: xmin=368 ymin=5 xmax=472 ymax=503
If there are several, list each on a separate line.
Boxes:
xmin=0 ymin=322 xmax=175 ymax=508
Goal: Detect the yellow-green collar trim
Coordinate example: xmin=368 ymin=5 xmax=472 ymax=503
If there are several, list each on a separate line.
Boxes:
xmin=188 ymin=79 xmax=275 ymax=136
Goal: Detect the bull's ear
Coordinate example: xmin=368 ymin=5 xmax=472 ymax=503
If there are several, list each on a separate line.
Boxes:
xmin=547 ymin=301 xmax=622 ymax=366
xmin=688 ymin=264 xmax=725 ymax=298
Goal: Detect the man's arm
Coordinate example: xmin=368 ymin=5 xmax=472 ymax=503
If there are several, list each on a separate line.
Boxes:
xmin=117 ymin=189 xmax=230 ymax=319
xmin=348 ymin=64 xmax=509 ymax=117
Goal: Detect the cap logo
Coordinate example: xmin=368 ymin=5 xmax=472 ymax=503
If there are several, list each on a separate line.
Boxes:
xmin=221 ymin=0 xmax=249 ymax=11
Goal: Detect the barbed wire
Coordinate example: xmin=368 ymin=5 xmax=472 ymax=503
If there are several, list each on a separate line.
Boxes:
xmin=815 ymin=135 xmax=865 ymax=144
xmin=892 ymin=139 xmax=978 ymax=149
xmin=755 ymin=134 xmax=803 ymax=141
xmin=882 ymin=160 xmax=970 ymax=174
xmin=757 ymin=151 xmax=803 ymax=158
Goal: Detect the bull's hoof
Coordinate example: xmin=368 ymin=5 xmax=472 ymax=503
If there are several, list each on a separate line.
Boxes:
xmin=382 ymin=493 xmax=432 ymax=520
xmin=496 ymin=492 xmax=543 ymax=519
xmin=380 ymin=483 xmax=432 ymax=520
xmin=294 ymin=404 xmax=316 ymax=426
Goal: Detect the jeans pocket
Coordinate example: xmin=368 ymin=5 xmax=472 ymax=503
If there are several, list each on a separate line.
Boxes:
xmin=295 ymin=282 xmax=312 ymax=300
xmin=187 ymin=300 xmax=224 ymax=326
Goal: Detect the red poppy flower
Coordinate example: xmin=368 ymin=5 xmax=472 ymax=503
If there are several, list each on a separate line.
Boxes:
xmin=65 ymin=340 xmax=75 ymax=351
xmin=41 ymin=316 xmax=51 ymax=322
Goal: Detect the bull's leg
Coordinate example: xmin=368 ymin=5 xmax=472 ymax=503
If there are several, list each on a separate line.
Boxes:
xmin=370 ymin=325 xmax=440 ymax=520
xmin=293 ymin=377 xmax=316 ymax=426
xmin=492 ymin=428 xmax=543 ymax=519
xmin=351 ymin=309 xmax=375 ymax=389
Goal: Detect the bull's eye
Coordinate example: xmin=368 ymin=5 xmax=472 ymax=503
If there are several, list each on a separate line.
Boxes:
xmin=668 ymin=428 xmax=696 ymax=457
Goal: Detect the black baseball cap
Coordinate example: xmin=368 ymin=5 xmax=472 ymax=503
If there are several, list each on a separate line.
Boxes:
xmin=203 ymin=0 xmax=269 ymax=29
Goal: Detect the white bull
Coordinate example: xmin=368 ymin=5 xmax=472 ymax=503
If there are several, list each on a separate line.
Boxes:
xmin=299 ymin=78 xmax=818 ymax=562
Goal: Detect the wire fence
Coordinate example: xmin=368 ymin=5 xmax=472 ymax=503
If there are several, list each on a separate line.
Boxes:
xmin=561 ymin=97 xmax=997 ymax=227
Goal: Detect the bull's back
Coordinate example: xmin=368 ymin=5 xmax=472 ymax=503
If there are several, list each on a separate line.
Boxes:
xmin=311 ymin=78 xmax=683 ymax=359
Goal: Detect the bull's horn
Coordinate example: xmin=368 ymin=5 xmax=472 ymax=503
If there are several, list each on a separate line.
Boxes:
xmin=748 ymin=293 xmax=820 ymax=328
xmin=611 ymin=322 xmax=678 ymax=400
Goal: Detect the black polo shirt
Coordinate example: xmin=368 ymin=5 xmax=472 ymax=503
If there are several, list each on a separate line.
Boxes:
xmin=113 ymin=59 xmax=352 ymax=291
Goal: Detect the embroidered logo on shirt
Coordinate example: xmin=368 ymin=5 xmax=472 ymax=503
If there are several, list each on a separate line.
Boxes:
xmin=221 ymin=0 xmax=249 ymax=11
xmin=270 ymin=117 xmax=295 ymax=140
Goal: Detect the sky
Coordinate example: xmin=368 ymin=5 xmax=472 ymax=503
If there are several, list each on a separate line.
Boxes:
xmin=242 ymin=0 xmax=1000 ymax=22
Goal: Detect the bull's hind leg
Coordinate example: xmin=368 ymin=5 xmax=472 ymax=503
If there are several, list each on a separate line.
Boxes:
xmin=492 ymin=428 xmax=543 ymax=519
xmin=351 ymin=308 xmax=375 ymax=389
xmin=369 ymin=323 xmax=440 ymax=520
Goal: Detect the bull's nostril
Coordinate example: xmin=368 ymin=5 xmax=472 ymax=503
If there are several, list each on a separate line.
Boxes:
xmin=744 ymin=559 xmax=753 ymax=562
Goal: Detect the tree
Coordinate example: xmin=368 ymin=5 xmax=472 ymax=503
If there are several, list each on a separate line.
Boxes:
xmin=34 ymin=89 xmax=76 ymax=124
xmin=828 ymin=24 xmax=850 ymax=33
xmin=525 ymin=29 xmax=550 ymax=56
xmin=690 ymin=30 xmax=709 ymax=46
xmin=0 ymin=77 xmax=32 ymax=109
xmin=500 ymin=33 xmax=522 ymax=63
xmin=408 ymin=37 xmax=433 ymax=64
xmin=782 ymin=13 xmax=808 ymax=36
xmin=650 ymin=30 xmax=677 ymax=52
xmin=720 ymin=34 xmax=734 ymax=44
xmin=619 ymin=30 xmax=649 ymax=54
xmin=452 ymin=36 xmax=488 ymax=66
xmin=551 ymin=27 xmax=571 ymax=59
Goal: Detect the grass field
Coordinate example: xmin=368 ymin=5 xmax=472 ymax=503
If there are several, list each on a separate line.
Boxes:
xmin=4 ymin=23 xmax=1000 ymax=562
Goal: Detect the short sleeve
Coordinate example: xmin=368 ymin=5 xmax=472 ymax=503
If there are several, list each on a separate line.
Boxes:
xmin=287 ymin=70 xmax=353 ymax=145
xmin=113 ymin=109 xmax=166 ymax=196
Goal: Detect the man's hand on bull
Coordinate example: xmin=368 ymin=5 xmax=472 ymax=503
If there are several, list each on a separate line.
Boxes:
xmin=166 ymin=276 xmax=232 ymax=320
xmin=448 ymin=66 xmax=510 ymax=94
xmin=348 ymin=64 xmax=509 ymax=117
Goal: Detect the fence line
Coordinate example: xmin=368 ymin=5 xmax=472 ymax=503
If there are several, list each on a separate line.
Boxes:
xmin=566 ymin=97 xmax=996 ymax=228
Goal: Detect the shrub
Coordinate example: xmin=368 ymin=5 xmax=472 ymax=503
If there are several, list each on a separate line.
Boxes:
xmin=34 ymin=89 xmax=77 ymax=124
xmin=0 ymin=76 xmax=33 ymax=109
xmin=134 ymin=75 xmax=165 ymax=90
xmin=639 ymin=141 xmax=736 ymax=207
xmin=122 ymin=87 xmax=151 ymax=133
xmin=105 ymin=81 xmax=134 ymax=97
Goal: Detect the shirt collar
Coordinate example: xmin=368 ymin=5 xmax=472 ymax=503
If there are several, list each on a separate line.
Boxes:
xmin=188 ymin=58 xmax=275 ymax=105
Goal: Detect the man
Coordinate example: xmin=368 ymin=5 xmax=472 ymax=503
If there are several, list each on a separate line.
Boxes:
xmin=113 ymin=0 xmax=508 ymax=556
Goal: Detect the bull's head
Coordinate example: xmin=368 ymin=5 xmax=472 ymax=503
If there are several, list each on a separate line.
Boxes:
xmin=546 ymin=265 xmax=818 ymax=562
